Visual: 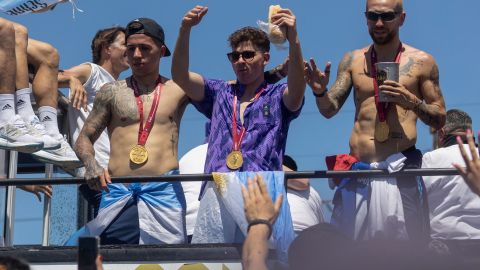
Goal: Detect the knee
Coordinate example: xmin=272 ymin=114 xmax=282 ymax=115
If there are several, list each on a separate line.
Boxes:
xmin=44 ymin=45 xmax=59 ymax=68
xmin=13 ymin=23 xmax=28 ymax=46
xmin=0 ymin=19 xmax=15 ymax=43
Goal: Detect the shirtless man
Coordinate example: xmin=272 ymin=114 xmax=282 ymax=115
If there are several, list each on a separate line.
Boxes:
xmin=305 ymin=0 xmax=446 ymax=240
xmin=74 ymin=18 xmax=187 ymax=244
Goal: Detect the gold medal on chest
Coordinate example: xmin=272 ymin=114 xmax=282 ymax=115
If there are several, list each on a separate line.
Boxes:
xmin=226 ymin=150 xmax=243 ymax=170
xmin=129 ymin=145 xmax=148 ymax=164
xmin=375 ymin=121 xmax=390 ymax=142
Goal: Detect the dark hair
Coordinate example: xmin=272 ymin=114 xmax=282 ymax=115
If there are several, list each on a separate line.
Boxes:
xmin=91 ymin=26 xmax=126 ymax=64
xmin=228 ymin=27 xmax=270 ymax=52
xmin=283 ymin=155 xmax=297 ymax=171
xmin=0 ymin=256 xmax=30 ymax=270
xmin=444 ymin=109 xmax=472 ymax=134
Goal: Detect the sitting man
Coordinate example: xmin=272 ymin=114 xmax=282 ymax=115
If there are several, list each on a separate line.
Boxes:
xmin=422 ymin=109 xmax=480 ymax=239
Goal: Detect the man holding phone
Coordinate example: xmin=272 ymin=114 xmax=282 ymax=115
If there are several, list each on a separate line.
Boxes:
xmin=304 ymin=0 xmax=446 ymax=240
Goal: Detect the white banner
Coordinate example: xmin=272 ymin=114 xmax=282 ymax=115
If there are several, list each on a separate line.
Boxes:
xmin=0 ymin=0 xmax=62 ymax=15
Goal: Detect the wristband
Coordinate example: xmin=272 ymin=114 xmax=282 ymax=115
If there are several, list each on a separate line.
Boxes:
xmin=313 ymin=88 xmax=328 ymax=98
xmin=247 ymin=219 xmax=272 ymax=238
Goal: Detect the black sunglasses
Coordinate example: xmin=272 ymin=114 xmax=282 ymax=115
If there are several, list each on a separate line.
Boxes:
xmin=227 ymin=50 xmax=258 ymax=63
xmin=365 ymin=11 xmax=399 ymax=22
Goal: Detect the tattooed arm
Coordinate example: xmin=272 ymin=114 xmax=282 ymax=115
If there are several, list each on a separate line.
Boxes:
xmin=305 ymin=52 xmax=353 ymax=119
xmin=415 ymin=59 xmax=446 ymax=130
xmin=74 ymin=83 xmax=114 ymax=191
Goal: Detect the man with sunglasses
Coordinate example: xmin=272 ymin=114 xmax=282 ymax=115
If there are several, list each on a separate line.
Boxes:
xmin=172 ymin=5 xmax=305 ymax=243
xmin=305 ymin=0 xmax=446 ymax=241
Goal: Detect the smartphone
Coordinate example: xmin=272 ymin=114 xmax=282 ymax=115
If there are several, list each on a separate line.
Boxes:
xmin=78 ymin=236 xmax=99 ymax=270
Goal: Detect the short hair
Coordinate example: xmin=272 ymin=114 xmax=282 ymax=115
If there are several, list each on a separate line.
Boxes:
xmin=283 ymin=155 xmax=298 ymax=171
xmin=444 ymin=109 xmax=472 ymax=134
xmin=227 ymin=27 xmax=270 ymax=52
xmin=0 ymin=256 xmax=30 ymax=270
xmin=91 ymin=26 xmax=126 ymax=64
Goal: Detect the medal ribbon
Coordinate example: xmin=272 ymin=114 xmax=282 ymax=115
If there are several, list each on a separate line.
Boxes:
xmin=231 ymin=85 xmax=266 ymax=152
xmin=131 ymin=76 xmax=163 ymax=146
xmin=370 ymin=43 xmax=403 ymax=122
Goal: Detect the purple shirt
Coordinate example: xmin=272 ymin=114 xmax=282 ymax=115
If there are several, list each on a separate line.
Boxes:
xmin=192 ymin=78 xmax=303 ymax=173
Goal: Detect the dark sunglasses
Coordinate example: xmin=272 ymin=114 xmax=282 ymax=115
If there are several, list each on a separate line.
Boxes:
xmin=227 ymin=50 xmax=258 ymax=63
xmin=365 ymin=11 xmax=399 ymax=22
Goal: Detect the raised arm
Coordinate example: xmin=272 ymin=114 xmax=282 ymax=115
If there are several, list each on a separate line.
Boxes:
xmin=272 ymin=9 xmax=305 ymax=112
xmin=74 ymin=83 xmax=113 ymax=192
xmin=171 ymin=6 xmax=208 ymax=102
xmin=58 ymin=64 xmax=92 ymax=110
xmin=305 ymin=52 xmax=353 ymax=118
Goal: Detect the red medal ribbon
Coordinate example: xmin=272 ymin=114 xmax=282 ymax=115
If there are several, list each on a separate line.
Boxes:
xmin=131 ymin=76 xmax=163 ymax=146
xmin=370 ymin=43 xmax=403 ymax=122
xmin=231 ymin=84 xmax=266 ymax=151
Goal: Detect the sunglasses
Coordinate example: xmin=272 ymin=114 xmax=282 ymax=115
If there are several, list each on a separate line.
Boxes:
xmin=365 ymin=11 xmax=399 ymax=22
xmin=227 ymin=50 xmax=259 ymax=63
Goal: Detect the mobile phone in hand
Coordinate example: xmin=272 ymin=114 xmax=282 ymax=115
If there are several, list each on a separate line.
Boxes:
xmin=78 ymin=236 xmax=99 ymax=270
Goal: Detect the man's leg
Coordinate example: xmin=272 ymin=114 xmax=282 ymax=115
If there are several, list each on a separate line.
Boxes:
xmin=27 ymin=39 xmax=81 ymax=168
xmin=0 ymin=19 xmax=42 ymax=153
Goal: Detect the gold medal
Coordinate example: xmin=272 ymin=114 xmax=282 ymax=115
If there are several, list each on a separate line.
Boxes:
xmin=129 ymin=145 xmax=148 ymax=164
xmin=226 ymin=150 xmax=243 ymax=170
xmin=375 ymin=121 xmax=390 ymax=142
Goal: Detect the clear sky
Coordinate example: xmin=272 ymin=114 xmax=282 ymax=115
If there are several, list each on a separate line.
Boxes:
xmin=7 ymin=0 xmax=480 ymax=244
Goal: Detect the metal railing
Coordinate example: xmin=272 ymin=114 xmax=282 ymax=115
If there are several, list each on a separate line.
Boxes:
xmin=1 ymin=166 xmax=462 ymax=246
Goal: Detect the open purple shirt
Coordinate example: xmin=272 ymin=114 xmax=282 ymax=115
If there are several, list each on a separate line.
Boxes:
xmin=192 ymin=78 xmax=303 ymax=173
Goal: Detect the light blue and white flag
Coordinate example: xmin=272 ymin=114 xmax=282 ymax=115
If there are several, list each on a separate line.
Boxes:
xmin=65 ymin=179 xmax=186 ymax=245
xmin=193 ymin=171 xmax=295 ymax=261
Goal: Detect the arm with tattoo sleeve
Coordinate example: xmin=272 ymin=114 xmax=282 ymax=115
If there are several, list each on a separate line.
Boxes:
xmin=414 ymin=62 xmax=446 ymax=130
xmin=74 ymin=83 xmax=113 ymax=191
xmin=316 ymin=52 xmax=354 ymax=119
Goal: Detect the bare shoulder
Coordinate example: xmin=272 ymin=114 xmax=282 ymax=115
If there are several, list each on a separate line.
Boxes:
xmin=162 ymin=76 xmax=188 ymax=99
xmin=403 ymin=44 xmax=437 ymax=71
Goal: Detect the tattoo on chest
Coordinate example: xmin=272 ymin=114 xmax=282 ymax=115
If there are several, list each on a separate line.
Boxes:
xmin=399 ymin=57 xmax=415 ymax=78
xmin=113 ymin=88 xmax=138 ymax=120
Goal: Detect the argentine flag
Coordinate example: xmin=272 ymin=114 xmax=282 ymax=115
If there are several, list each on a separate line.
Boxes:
xmin=65 ymin=180 xmax=186 ymax=245
xmin=193 ymin=171 xmax=295 ymax=261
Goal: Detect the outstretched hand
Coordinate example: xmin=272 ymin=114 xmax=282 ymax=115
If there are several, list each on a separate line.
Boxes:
xmin=181 ymin=5 xmax=208 ymax=29
xmin=304 ymin=58 xmax=331 ymax=95
xmin=453 ymin=130 xmax=480 ymax=196
xmin=241 ymin=174 xmax=282 ymax=226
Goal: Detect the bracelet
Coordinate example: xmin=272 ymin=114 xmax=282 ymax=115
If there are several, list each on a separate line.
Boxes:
xmin=247 ymin=219 xmax=272 ymax=238
xmin=313 ymin=88 xmax=328 ymax=98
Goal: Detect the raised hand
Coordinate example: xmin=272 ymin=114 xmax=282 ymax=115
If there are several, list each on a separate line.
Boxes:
xmin=304 ymin=58 xmax=331 ymax=95
xmin=181 ymin=5 xmax=208 ymax=29
xmin=270 ymin=8 xmax=298 ymax=43
xmin=454 ymin=130 xmax=480 ymax=196
xmin=241 ymin=174 xmax=282 ymax=226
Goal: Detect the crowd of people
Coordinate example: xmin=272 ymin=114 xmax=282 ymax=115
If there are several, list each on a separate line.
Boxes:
xmin=1 ymin=0 xmax=480 ymax=268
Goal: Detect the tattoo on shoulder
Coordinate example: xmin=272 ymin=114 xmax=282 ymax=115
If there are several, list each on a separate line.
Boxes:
xmin=399 ymin=57 xmax=415 ymax=78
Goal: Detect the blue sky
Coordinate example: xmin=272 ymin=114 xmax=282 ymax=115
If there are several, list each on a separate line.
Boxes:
xmin=7 ymin=0 xmax=480 ymax=244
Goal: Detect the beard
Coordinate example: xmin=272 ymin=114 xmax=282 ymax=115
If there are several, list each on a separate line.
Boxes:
xmin=369 ymin=29 xmax=396 ymax=45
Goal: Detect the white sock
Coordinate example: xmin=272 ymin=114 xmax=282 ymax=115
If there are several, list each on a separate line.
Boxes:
xmin=15 ymin=88 xmax=35 ymax=121
xmin=38 ymin=106 xmax=60 ymax=136
xmin=0 ymin=94 xmax=16 ymax=124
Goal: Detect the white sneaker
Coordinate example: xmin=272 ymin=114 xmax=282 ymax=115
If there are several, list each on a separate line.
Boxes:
xmin=0 ymin=115 xmax=44 ymax=153
xmin=25 ymin=115 xmax=61 ymax=150
xmin=32 ymin=135 xmax=83 ymax=169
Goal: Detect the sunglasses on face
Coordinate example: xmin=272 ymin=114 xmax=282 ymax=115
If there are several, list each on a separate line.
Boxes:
xmin=227 ymin=50 xmax=259 ymax=63
xmin=365 ymin=11 xmax=399 ymax=22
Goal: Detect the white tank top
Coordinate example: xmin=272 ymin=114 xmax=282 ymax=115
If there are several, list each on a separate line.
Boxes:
xmin=68 ymin=63 xmax=114 ymax=171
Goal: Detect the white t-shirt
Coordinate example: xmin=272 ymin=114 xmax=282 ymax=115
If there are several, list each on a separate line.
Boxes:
xmin=422 ymin=144 xmax=480 ymax=239
xmin=68 ymin=63 xmax=114 ymax=170
xmin=179 ymin=144 xmax=207 ymax=236
xmin=287 ymin=186 xmax=325 ymax=232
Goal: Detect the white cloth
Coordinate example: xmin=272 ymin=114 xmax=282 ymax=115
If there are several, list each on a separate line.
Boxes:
xmin=287 ymin=187 xmax=325 ymax=232
xmin=68 ymin=63 xmax=113 ymax=171
xmin=422 ymin=144 xmax=480 ymax=239
xmin=179 ymin=144 xmax=207 ymax=236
